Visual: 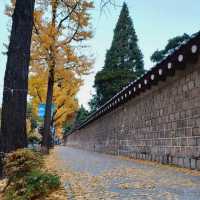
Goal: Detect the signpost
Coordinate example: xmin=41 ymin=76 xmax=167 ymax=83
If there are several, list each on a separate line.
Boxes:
xmin=38 ymin=104 xmax=55 ymax=119
xmin=38 ymin=104 xmax=56 ymax=145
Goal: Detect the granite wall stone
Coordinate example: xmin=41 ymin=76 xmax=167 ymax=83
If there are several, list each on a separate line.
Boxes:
xmin=65 ymin=57 xmax=200 ymax=170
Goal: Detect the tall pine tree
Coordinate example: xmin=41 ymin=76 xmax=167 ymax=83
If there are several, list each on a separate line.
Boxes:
xmin=91 ymin=2 xmax=144 ymax=109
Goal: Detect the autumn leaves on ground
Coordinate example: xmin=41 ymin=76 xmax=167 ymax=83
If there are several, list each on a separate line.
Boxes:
xmin=1 ymin=146 xmax=200 ymax=200
xmin=2 ymin=146 xmax=199 ymax=200
xmin=54 ymin=147 xmax=200 ymax=200
xmin=1 ymin=0 xmax=200 ymax=199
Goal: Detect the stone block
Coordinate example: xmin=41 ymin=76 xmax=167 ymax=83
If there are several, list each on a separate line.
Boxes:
xmin=181 ymin=138 xmax=187 ymax=146
xmin=133 ymin=153 xmax=137 ymax=158
xmin=196 ymin=160 xmax=200 ymax=170
xmin=187 ymin=137 xmax=197 ymax=146
xmin=188 ymin=81 xmax=195 ymax=90
xmin=192 ymin=127 xmax=200 ymax=136
xmin=152 ymin=154 xmax=156 ymax=161
xmin=196 ymin=137 xmax=200 ymax=146
xmin=168 ymin=156 xmax=172 ymax=164
xmin=177 ymin=157 xmax=184 ymax=168
xmin=191 ymin=159 xmax=197 ymax=169
xmin=160 ymin=156 xmax=165 ymax=164
xmin=156 ymin=155 xmax=160 ymax=162
xmin=172 ymin=157 xmax=178 ymax=165
xmin=162 ymin=155 xmax=167 ymax=164
xmin=184 ymin=158 xmax=191 ymax=168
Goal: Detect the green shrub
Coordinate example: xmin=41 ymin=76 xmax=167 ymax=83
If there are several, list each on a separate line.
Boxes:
xmin=3 ymin=149 xmax=60 ymax=200
xmin=5 ymin=170 xmax=60 ymax=200
xmin=27 ymin=131 xmax=42 ymax=145
xmin=28 ymin=134 xmax=41 ymax=144
xmin=4 ymin=149 xmax=43 ymax=179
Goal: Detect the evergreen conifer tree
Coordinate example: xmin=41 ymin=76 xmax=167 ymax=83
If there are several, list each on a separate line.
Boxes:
xmin=91 ymin=2 xmax=144 ymax=109
xmin=151 ymin=33 xmax=190 ymax=63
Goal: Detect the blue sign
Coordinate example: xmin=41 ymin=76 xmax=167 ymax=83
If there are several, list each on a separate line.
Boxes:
xmin=38 ymin=104 xmax=55 ymax=119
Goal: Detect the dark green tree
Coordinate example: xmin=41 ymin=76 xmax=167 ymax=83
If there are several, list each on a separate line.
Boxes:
xmin=63 ymin=105 xmax=89 ymax=135
xmin=151 ymin=33 xmax=190 ymax=63
xmin=88 ymin=95 xmax=98 ymax=113
xmin=74 ymin=105 xmax=89 ymax=126
xmin=91 ymin=2 xmax=144 ymax=109
xmin=63 ymin=123 xmax=73 ymax=136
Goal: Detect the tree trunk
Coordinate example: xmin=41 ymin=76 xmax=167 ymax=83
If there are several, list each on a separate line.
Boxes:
xmin=41 ymin=1 xmax=57 ymax=154
xmin=0 ymin=0 xmax=35 ymax=153
xmin=41 ymin=68 xmax=55 ymax=154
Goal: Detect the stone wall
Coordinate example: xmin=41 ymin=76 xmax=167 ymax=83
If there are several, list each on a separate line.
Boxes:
xmin=65 ymin=56 xmax=200 ymax=170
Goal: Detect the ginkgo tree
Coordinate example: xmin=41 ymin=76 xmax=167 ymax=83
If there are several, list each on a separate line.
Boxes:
xmin=7 ymin=0 xmax=94 ymax=152
xmin=4 ymin=0 xmax=116 ymax=154
xmin=29 ymin=66 xmax=82 ymax=136
xmin=29 ymin=0 xmax=94 ymax=153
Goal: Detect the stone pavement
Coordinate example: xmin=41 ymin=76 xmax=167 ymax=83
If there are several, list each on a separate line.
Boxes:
xmin=55 ymin=146 xmax=200 ymax=200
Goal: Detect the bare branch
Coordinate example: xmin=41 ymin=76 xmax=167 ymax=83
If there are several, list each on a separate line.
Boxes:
xmin=58 ymin=1 xmax=79 ymax=31
xmin=33 ymin=21 xmax=40 ymax=35
xmin=30 ymin=57 xmax=48 ymax=61
xmin=67 ymin=23 xmax=80 ymax=43
xmin=35 ymin=87 xmax=43 ymax=103
xmin=99 ymin=0 xmax=122 ymax=17
xmin=100 ymin=0 xmax=121 ymax=10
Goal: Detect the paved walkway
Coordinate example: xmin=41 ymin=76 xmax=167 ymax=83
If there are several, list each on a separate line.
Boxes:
xmin=55 ymin=146 xmax=200 ymax=200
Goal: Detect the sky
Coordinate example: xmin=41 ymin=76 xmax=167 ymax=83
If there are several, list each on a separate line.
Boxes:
xmin=0 ymin=0 xmax=200 ymax=109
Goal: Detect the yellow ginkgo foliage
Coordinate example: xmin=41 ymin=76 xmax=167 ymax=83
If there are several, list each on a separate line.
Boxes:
xmin=31 ymin=0 xmax=93 ymax=141
xmin=29 ymin=66 xmax=82 ymax=131
xmin=6 ymin=0 xmax=94 ymax=141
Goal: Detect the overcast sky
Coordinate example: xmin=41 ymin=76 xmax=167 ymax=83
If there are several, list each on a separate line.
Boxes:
xmin=0 ymin=0 xmax=200 ymax=109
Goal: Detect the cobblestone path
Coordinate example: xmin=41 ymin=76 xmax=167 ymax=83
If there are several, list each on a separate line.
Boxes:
xmin=55 ymin=146 xmax=200 ymax=200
